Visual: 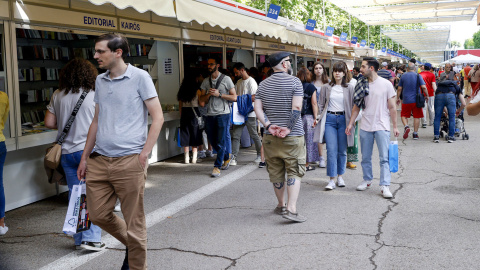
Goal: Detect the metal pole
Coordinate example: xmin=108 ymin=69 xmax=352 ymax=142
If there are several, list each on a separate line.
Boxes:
xmin=323 ymin=0 xmax=326 ymax=31
xmin=368 ymin=25 xmax=370 ymax=45
xmin=349 ymin=14 xmax=351 ymax=40
xmin=265 ymin=0 xmax=268 ymax=14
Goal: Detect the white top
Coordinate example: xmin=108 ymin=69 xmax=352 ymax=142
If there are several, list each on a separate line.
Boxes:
xmin=183 ymin=95 xmax=199 ymax=107
xmin=235 ymin=76 xmax=258 ymax=117
xmin=327 ymin=85 xmax=345 ymax=112
xmin=361 ymin=77 xmax=396 ymax=132
xmin=348 ymin=78 xmax=357 ymax=87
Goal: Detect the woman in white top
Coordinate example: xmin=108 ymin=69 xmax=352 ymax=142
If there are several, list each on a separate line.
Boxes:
xmin=312 ymin=62 xmax=329 ymax=168
xmin=316 ymin=61 xmax=355 ymax=190
xmin=177 ymin=71 xmax=205 ymax=164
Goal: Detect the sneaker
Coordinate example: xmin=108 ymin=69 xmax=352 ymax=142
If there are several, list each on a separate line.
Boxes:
xmin=258 ymin=162 xmax=266 ymax=168
xmin=79 ymin=241 xmax=106 ymax=252
xmin=230 ymin=158 xmax=237 ymax=166
xmin=337 ymin=176 xmax=345 ymax=187
xmin=381 ymin=185 xmax=393 ymax=198
xmin=357 ymin=180 xmax=372 ymax=191
xmin=121 ymin=248 xmax=129 ymax=270
xmin=282 ymin=211 xmax=307 ymax=223
xmin=254 ymin=155 xmax=262 ymax=163
xmin=205 ymin=150 xmax=214 ymax=158
xmin=221 ymin=154 xmax=233 ymax=170
xmin=413 ymin=133 xmax=419 ymax=140
xmin=447 ymin=136 xmax=456 ymax=143
xmin=114 ymin=203 xmax=121 ymax=212
xmin=0 ymin=225 xmax=8 ymax=235
xmin=319 ymin=159 xmax=326 ymax=168
xmin=197 ymin=151 xmax=207 ymax=159
xmin=274 ymin=206 xmax=287 ymax=215
xmin=211 ymin=167 xmax=221 ymax=177
xmin=403 ymin=126 xmax=410 ymax=139
xmin=433 ymin=136 xmax=439 ymax=143
xmin=325 ymin=180 xmax=336 ymax=190
xmin=422 ymin=123 xmax=427 ymax=128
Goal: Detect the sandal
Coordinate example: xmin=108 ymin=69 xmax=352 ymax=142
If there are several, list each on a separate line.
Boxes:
xmin=306 ymin=165 xmax=316 ymax=171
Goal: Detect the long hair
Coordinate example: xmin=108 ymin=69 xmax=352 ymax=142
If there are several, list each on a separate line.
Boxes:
xmin=177 ymin=70 xmax=202 ymax=103
xmin=329 ymin=61 xmax=349 ymax=87
xmin=311 ymin=62 xmax=329 ymax=84
xmin=296 ymin=67 xmax=311 ymax=83
xmin=59 ymin=58 xmax=97 ymax=94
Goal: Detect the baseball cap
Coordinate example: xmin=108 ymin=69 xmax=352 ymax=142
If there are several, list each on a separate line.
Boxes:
xmin=382 ymin=62 xmax=388 ymax=67
xmin=424 ymin=63 xmax=432 ymax=69
xmin=268 ymin=52 xmax=291 ymax=67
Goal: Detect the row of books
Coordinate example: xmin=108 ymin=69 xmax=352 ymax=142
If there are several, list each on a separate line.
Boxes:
xmin=16 ymin=29 xmax=89 ymax=40
xmin=19 ymin=68 xmax=60 ymax=82
xmin=22 ymin=110 xmax=47 ymax=124
xmin=18 ymin=45 xmax=70 ymax=60
xmin=129 ymin=44 xmax=153 ymax=57
xmin=24 ymin=88 xmax=55 ymax=104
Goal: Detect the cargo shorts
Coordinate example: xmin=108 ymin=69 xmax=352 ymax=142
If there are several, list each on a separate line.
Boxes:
xmin=263 ymin=135 xmax=306 ymax=183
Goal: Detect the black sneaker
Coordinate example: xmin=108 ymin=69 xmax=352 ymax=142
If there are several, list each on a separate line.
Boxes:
xmin=79 ymin=241 xmax=106 ymax=251
xmin=258 ymin=162 xmax=266 ymax=168
xmin=422 ymin=123 xmax=427 ymax=128
xmin=413 ymin=133 xmax=419 ymax=140
xmin=433 ymin=136 xmax=439 ymax=143
xmin=447 ymin=136 xmax=455 ymax=143
xmin=121 ymin=248 xmax=129 ymax=270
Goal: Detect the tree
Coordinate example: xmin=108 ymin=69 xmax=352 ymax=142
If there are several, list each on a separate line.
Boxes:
xmin=450 ymin=41 xmax=461 ymax=48
xmin=464 ymin=38 xmax=475 ymax=49
xmin=473 ymin=30 xmax=480 ymax=49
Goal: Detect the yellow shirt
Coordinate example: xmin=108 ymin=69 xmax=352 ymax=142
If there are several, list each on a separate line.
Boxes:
xmin=0 ymin=92 xmax=9 ymax=142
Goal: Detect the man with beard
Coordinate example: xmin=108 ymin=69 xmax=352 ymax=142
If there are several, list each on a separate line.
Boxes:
xmin=254 ymin=52 xmax=307 ymax=223
xmin=199 ymin=56 xmax=237 ymax=177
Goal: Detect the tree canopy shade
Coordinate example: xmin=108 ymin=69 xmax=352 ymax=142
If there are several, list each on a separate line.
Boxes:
xmin=464 ymin=38 xmax=476 ymax=49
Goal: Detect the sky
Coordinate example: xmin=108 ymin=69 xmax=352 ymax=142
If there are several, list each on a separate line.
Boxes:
xmin=428 ymin=16 xmax=480 ymax=49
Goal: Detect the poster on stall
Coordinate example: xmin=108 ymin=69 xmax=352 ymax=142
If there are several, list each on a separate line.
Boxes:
xmin=164 ymin=58 xmax=173 ymax=75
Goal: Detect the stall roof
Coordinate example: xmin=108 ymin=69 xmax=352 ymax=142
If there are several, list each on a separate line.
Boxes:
xmin=88 ymin=0 xmax=176 ymax=17
xmin=332 ymin=0 xmax=478 ymax=25
xmin=382 ymin=26 xmax=450 ymax=64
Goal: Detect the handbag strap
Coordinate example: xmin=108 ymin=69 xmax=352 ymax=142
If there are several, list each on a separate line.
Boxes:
xmin=57 ymin=91 xmax=88 ymax=145
xmin=191 ymin=107 xmax=199 ymax=118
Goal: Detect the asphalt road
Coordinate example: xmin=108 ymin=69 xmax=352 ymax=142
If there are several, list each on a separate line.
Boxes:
xmin=1 ymin=113 xmax=480 ymax=270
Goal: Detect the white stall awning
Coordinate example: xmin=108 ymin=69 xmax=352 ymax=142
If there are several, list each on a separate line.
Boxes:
xmin=285 ymin=29 xmax=332 ymax=54
xmin=176 ymin=0 xmax=288 ymax=40
xmin=88 ymin=0 xmax=176 ymax=17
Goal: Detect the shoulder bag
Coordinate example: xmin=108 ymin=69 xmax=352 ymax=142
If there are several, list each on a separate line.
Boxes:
xmin=415 ymin=74 xmax=425 ymax=108
xmin=191 ymin=107 xmax=205 ymax=130
xmin=45 ymin=91 xmax=88 ymax=184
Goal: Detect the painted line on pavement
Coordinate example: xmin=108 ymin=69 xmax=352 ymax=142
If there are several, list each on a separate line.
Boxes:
xmin=39 ymin=164 xmax=258 ymax=270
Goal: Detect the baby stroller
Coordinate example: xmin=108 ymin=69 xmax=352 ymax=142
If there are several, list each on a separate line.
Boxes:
xmin=439 ymin=102 xmax=469 ymax=140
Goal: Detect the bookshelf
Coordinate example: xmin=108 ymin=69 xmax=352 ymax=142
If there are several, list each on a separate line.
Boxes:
xmin=16 ymin=28 xmax=158 ymax=136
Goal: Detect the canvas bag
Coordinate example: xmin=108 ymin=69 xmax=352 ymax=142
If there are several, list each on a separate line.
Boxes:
xmin=44 ymin=91 xmax=88 ymax=184
xmin=63 ymin=183 xmax=90 ymax=235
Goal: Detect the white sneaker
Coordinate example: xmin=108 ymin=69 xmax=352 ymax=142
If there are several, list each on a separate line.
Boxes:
xmin=254 ymin=155 xmax=262 ymax=163
xmin=325 ymin=180 xmax=336 ymax=190
xmin=319 ymin=159 xmax=326 ymax=168
xmin=0 ymin=225 xmax=8 ymax=235
xmin=337 ymin=176 xmax=345 ymax=187
xmin=230 ymin=159 xmax=237 ymax=166
xmin=114 ymin=203 xmax=121 ymax=212
xmin=356 ymin=180 xmax=372 ymax=191
xmin=205 ymin=150 xmax=214 ymax=157
xmin=381 ymin=186 xmax=393 ymax=198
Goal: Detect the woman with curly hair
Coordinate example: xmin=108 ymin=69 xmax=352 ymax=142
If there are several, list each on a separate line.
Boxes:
xmin=177 ymin=70 xmax=205 ymax=164
xmin=45 ymin=58 xmax=105 ymax=251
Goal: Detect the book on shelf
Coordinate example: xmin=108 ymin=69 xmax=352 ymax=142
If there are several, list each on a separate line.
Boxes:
xmin=19 ymin=68 xmax=60 ymax=81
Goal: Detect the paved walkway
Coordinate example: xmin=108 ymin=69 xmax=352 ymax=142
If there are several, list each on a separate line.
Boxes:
xmin=1 ymin=114 xmax=480 ymax=270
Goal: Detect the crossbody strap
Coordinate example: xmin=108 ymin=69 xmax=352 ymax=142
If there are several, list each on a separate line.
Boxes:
xmin=191 ymin=107 xmax=199 ymax=118
xmin=57 ymin=91 xmax=88 ymax=145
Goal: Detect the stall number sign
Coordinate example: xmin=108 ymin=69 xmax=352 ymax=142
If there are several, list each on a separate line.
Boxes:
xmin=370 ymin=43 xmax=375 ymax=49
xmin=325 ymin=26 xmax=334 ymax=37
xmin=382 ymin=47 xmax=386 ymax=53
xmin=351 ymin=36 xmax=358 ymax=44
xmin=164 ymin=58 xmax=173 ymax=75
xmin=340 ymin=32 xmax=348 ymax=41
xmin=360 ymin=40 xmax=366 ymax=47
xmin=267 ymin=4 xmax=281 ymax=20
xmin=306 ymin=19 xmax=316 ymax=31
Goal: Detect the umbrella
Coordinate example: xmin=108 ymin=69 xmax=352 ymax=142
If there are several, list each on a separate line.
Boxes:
xmin=448 ymin=54 xmax=480 ymax=64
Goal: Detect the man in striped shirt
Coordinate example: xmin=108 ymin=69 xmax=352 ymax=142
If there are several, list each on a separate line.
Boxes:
xmin=254 ymin=51 xmax=307 ymax=223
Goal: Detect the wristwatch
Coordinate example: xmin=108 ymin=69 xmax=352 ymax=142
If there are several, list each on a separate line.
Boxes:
xmin=219 ymin=93 xmax=222 ymax=98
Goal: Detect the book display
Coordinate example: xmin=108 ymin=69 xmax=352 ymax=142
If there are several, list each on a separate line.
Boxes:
xmin=16 ymin=28 xmax=157 ymax=136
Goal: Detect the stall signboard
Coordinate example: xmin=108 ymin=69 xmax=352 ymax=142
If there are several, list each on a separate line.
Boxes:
xmin=119 ymin=19 xmax=181 ymax=39
xmin=325 ymin=26 xmax=334 ymax=37
xmin=351 ymin=36 xmax=358 ymax=44
xmin=225 ymin=36 xmax=254 ymax=48
xmin=256 ymin=40 xmax=280 ymax=50
xmin=0 ymin=1 xmax=8 ymax=18
xmin=14 ymin=5 xmax=117 ymax=31
xmin=306 ymin=19 xmax=316 ymax=31
xmin=370 ymin=43 xmax=375 ymax=49
xmin=360 ymin=40 xmax=366 ymax=47
xmin=340 ymin=32 xmax=348 ymax=42
xmin=182 ymin=29 xmax=225 ymax=44
xmin=267 ymin=4 xmax=281 ymax=20
xmin=382 ymin=47 xmax=386 ymax=53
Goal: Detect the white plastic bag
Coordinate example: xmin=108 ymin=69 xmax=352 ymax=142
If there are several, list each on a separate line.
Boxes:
xmin=63 ymin=183 xmax=90 ymax=235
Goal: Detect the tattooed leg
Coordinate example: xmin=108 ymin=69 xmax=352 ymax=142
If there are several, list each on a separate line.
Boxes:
xmin=273 ymin=182 xmax=284 ymax=189
xmin=287 ymin=178 xmax=296 ymax=186
xmin=272 ymin=181 xmax=286 ymax=207
xmin=286 ymin=177 xmax=301 ymax=213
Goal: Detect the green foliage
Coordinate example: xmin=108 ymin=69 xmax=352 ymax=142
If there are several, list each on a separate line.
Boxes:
xmin=473 ymin=30 xmax=480 ymax=49
xmin=450 ymin=41 xmax=461 ymax=48
xmin=464 ymin=38 xmax=475 ymax=49
xmin=233 ymin=0 xmax=419 ymax=58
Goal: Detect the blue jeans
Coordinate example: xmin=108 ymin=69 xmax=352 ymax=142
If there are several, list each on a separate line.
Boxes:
xmin=61 ymin=150 xmax=102 ymax=245
xmin=434 ymin=93 xmax=456 ymax=137
xmin=0 ymin=142 xmax=6 ymax=219
xmin=325 ymin=114 xmax=347 ymax=177
xmin=360 ymin=130 xmax=391 ymax=186
xmin=205 ymin=114 xmax=231 ymax=168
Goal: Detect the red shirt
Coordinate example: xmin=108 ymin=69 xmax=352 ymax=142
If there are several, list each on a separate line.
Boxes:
xmin=420 ymin=71 xmax=436 ymax=97
xmin=464 ymin=66 xmax=472 ymax=79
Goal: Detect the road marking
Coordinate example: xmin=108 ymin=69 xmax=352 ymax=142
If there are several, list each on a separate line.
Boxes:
xmin=39 ymin=164 xmax=258 ymax=270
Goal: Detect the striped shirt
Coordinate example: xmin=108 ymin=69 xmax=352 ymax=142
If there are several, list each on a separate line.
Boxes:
xmin=377 ymin=69 xmax=392 ymax=81
xmin=256 ymin=72 xmax=304 ymax=136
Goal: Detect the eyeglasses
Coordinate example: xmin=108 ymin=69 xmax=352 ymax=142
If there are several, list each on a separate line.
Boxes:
xmin=282 ymin=59 xmax=292 ymax=64
xmin=94 ymin=49 xmax=112 ymax=55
